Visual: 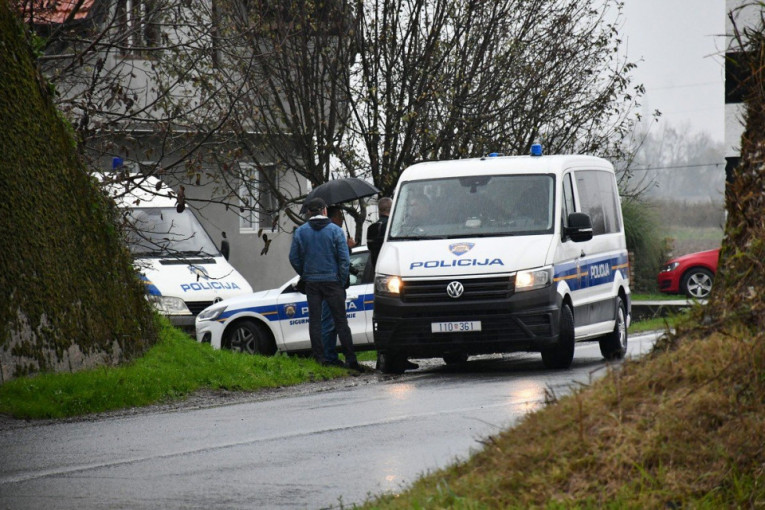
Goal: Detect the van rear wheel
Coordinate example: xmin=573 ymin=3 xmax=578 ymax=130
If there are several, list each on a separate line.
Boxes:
xmin=599 ymin=296 xmax=628 ymax=361
xmin=541 ymin=304 xmax=575 ymax=369
xmin=224 ymin=319 xmax=277 ymax=356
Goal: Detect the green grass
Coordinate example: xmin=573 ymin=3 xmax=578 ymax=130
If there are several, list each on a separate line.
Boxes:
xmin=631 ymin=292 xmax=682 ymax=301
xmin=629 ymin=315 xmax=677 ymax=333
xmin=0 ymin=317 xmax=351 ymax=419
xmin=0 ymin=313 xmax=674 ymax=421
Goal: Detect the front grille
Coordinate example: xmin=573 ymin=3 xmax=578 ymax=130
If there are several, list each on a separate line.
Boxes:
xmin=185 ymin=301 xmax=213 ymax=315
xmin=402 ymin=276 xmax=515 ymax=304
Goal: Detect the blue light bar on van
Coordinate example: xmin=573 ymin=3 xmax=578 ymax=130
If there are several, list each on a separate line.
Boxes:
xmin=530 ymin=144 xmax=543 ymax=157
xmin=488 ymin=153 xmax=500 ymax=157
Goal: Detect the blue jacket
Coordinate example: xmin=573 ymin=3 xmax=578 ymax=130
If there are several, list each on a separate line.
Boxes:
xmin=289 ymin=216 xmax=350 ymax=284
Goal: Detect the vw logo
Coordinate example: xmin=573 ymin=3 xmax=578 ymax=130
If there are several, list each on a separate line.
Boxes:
xmin=446 ymin=281 xmax=464 ymax=299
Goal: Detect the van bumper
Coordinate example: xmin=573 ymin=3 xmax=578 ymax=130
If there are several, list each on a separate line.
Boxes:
xmin=373 ymin=286 xmax=562 ymax=358
xmin=167 ymin=314 xmax=196 ymax=333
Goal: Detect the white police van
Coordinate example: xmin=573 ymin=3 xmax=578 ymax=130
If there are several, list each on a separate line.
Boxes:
xmin=107 ymin=175 xmax=252 ymax=330
xmin=373 ymin=146 xmax=631 ymax=373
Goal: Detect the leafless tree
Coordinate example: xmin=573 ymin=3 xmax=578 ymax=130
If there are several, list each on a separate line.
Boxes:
xmin=17 ymin=0 xmax=648 ymax=245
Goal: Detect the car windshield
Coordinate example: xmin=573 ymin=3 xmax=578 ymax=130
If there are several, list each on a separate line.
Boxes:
xmin=125 ymin=207 xmax=221 ymax=258
xmin=388 ymin=174 xmax=555 ymax=240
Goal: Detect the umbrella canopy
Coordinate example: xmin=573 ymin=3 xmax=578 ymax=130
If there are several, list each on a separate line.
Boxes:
xmin=301 ymin=178 xmax=380 ymax=212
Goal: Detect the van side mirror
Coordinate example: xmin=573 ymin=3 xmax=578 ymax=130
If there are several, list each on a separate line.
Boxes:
xmin=564 ymin=213 xmax=593 ymax=242
xmin=221 ymin=232 xmax=230 ymax=260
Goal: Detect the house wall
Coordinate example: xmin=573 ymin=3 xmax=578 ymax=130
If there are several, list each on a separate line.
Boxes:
xmin=725 ymin=0 xmax=762 ymax=179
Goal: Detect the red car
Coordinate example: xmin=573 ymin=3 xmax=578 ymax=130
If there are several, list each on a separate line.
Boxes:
xmin=657 ymin=248 xmax=720 ymax=299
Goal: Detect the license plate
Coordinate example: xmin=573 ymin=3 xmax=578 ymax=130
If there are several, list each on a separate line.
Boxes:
xmin=431 ymin=321 xmax=482 ymax=333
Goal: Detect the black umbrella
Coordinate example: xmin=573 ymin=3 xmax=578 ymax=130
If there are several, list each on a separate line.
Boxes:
xmin=301 ymin=177 xmax=380 ymax=212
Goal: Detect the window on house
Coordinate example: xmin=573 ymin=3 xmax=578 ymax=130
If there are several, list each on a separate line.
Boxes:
xmin=239 ymin=163 xmax=279 ymax=233
xmin=116 ymin=0 xmax=160 ymax=54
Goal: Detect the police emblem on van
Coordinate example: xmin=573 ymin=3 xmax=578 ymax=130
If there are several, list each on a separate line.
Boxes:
xmin=449 ymin=243 xmax=475 ymax=256
xmin=188 ymin=265 xmax=210 ymax=280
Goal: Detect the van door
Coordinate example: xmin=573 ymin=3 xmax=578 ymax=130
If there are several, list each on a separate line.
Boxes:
xmin=555 ymin=172 xmax=586 ymax=305
xmin=570 ymin=169 xmax=624 ymax=331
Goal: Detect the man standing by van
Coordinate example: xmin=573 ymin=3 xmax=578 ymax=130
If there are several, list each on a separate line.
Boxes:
xmin=366 ymin=196 xmax=392 ymax=267
xmin=289 ymin=197 xmax=360 ymax=370
xmin=320 ymin=206 xmax=356 ymax=366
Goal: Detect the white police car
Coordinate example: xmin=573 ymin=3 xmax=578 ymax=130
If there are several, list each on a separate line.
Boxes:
xmin=195 ymin=247 xmax=374 ymax=355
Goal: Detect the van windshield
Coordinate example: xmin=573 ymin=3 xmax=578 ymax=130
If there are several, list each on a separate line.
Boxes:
xmin=125 ymin=207 xmax=221 ymax=258
xmin=388 ymin=174 xmax=554 ymax=240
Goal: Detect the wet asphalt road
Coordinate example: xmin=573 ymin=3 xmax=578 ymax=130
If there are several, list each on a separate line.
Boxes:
xmin=0 ymin=333 xmax=659 ymax=510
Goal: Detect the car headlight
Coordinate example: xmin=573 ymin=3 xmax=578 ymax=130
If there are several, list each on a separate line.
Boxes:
xmin=196 ymin=304 xmax=227 ymax=322
xmin=661 ymin=262 xmax=680 ymax=273
xmin=515 ymin=267 xmax=552 ymax=292
xmin=147 ymin=295 xmax=191 ymax=315
xmin=375 ymin=275 xmax=403 ymax=296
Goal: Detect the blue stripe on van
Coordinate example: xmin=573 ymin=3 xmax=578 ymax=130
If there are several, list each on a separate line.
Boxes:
xmin=140 ymin=274 xmax=162 ymax=296
xmin=554 ymin=251 xmax=629 ymax=291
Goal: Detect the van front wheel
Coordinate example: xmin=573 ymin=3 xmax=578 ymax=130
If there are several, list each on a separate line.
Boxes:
xmin=377 ymin=352 xmax=406 ymax=374
xmin=541 ymin=304 xmax=575 ymax=369
xmin=599 ymin=297 xmax=627 ymax=361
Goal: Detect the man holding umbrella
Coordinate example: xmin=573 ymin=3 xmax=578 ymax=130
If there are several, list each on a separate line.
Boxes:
xmin=289 ymin=197 xmax=361 ymax=370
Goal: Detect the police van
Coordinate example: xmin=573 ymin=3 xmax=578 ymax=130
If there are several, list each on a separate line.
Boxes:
xmin=373 ymin=146 xmax=631 ymax=373
xmin=107 ymin=175 xmax=252 ymax=331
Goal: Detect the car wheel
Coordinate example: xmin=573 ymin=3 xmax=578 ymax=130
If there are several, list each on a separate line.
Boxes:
xmin=443 ymin=353 xmax=468 ymax=365
xmin=377 ymin=351 xmax=406 ymax=374
xmin=541 ymin=304 xmax=575 ymax=369
xmin=599 ymin=296 xmax=628 ymax=361
xmin=681 ymin=268 xmax=714 ymax=299
xmin=224 ymin=319 xmax=277 ymax=356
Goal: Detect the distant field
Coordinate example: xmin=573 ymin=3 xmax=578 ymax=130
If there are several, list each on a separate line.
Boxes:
xmin=663 ymin=226 xmax=723 ymax=256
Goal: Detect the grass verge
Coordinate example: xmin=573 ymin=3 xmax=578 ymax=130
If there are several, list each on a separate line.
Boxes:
xmin=362 ymin=320 xmax=765 ymax=508
xmin=0 ymin=316 xmax=350 ymax=419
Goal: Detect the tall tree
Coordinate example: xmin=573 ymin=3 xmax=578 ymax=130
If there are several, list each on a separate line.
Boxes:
xmin=162 ymin=0 xmax=645 ymax=240
xmin=706 ymin=9 xmax=765 ymax=328
xmin=18 ymin=0 xmax=646 ymax=243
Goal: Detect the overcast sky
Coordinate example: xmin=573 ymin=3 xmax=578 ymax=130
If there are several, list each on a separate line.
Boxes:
xmin=621 ymin=0 xmax=725 ymax=143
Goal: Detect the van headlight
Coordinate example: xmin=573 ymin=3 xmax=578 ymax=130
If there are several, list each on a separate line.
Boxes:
xmin=197 ymin=304 xmax=227 ymax=322
xmin=515 ymin=267 xmax=552 ymax=292
xmin=147 ymin=295 xmax=191 ymax=315
xmin=375 ymin=275 xmax=403 ymax=296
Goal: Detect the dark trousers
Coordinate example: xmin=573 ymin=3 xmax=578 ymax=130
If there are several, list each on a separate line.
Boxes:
xmin=305 ymin=281 xmax=356 ymax=364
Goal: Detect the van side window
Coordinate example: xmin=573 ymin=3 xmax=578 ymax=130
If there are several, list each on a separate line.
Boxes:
xmin=562 ymin=173 xmax=575 ymax=227
xmin=575 ymin=170 xmax=621 ymax=236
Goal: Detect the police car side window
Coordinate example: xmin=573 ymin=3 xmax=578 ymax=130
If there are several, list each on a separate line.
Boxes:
xmin=349 ymin=251 xmax=370 ymax=285
xmin=575 ymin=170 xmax=619 ymax=236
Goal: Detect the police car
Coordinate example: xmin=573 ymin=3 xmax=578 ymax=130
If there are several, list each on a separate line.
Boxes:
xmin=195 ymin=247 xmax=374 ymax=355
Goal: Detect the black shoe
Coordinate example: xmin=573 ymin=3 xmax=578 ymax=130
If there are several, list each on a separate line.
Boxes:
xmin=322 ymin=359 xmax=345 ymax=367
xmin=404 ymin=360 xmax=419 ymax=370
xmin=344 ymin=360 xmax=361 ymax=370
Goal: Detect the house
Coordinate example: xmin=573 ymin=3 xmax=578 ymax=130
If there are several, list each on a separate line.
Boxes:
xmin=16 ymin=0 xmax=368 ymax=291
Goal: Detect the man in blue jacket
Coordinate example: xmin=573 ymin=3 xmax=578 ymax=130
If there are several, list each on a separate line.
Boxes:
xmin=289 ymin=197 xmax=360 ymax=370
